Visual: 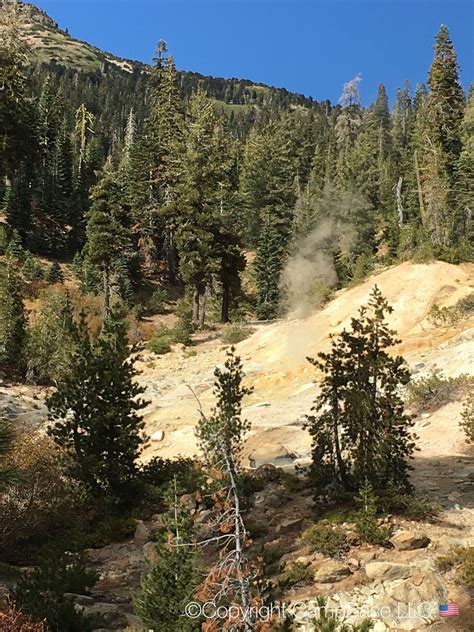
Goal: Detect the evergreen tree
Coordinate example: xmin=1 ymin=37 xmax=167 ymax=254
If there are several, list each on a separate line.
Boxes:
xmin=254 ymin=216 xmax=286 ymax=320
xmin=0 ymin=260 xmax=26 ymax=370
xmin=84 ymin=171 xmax=135 ymax=320
xmin=0 ymin=419 xmax=17 ymax=492
xmin=453 ymin=85 xmax=474 ymax=248
xmin=305 ymin=286 xmax=415 ymax=498
xmin=419 ymin=26 xmax=465 ymax=246
xmin=175 ymin=88 xmax=230 ymax=327
xmin=47 ymin=307 xmax=148 ymax=506
xmin=134 ymin=479 xmax=202 ymax=631
xmin=46 ymin=261 xmax=64 ymax=284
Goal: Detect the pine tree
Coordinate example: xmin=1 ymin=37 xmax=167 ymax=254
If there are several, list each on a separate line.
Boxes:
xmin=305 ymin=286 xmax=416 ymax=498
xmin=47 ymin=307 xmax=148 ymax=506
xmin=418 ymin=26 xmax=466 ymax=246
xmin=254 ymin=217 xmax=286 ymax=320
xmin=84 ymin=171 xmax=134 ymax=320
xmin=453 ymin=86 xmax=474 ymax=248
xmin=0 ymin=260 xmax=26 ymax=370
xmin=134 ymin=479 xmax=202 ymax=631
xmin=46 ymin=261 xmax=64 ymax=284
xmin=0 ymin=419 xmax=17 ymax=492
xmin=175 ymin=88 xmax=229 ymax=327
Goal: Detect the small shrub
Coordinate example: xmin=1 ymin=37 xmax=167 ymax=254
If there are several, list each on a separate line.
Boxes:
xmin=303 ymin=522 xmax=348 ymax=558
xmin=85 ymin=516 xmax=137 ymax=548
xmin=0 ymin=599 xmax=48 ymax=631
xmin=140 ymin=456 xmax=200 ymax=489
xmin=460 ymin=394 xmax=474 ymax=442
xmin=378 ymin=492 xmax=440 ymax=521
xmin=407 ymin=368 xmax=473 ymax=413
xmin=353 ymin=481 xmax=391 ymax=545
xmin=15 ymin=540 xmax=98 ymax=632
xmin=437 ymin=546 xmax=474 ymax=588
xmin=278 ymin=561 xmax=313 ymax=589
xmin=147 ymin=324 xmax=172 ymax=355
xmin=45 ymin=262 xmax=64 ymax=284
xmin=148 ymin=288 xmax=169 ymax=314
xmin=429 ymin=293 xmax=474 ymax=328
xmin=0 ymin=427 xmax=86 ymax=562
xmin=221 ymin=323 xmax=254 ymax=344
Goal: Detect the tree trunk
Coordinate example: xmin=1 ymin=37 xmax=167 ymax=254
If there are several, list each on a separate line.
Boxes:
xmin=221 ymin=282 xmax=230 ymax=323
xmin=102 ymin=266 xmax=111 ymax=324
xmin=414 ymin=150 xmax=427 ymax=228
xmin=198 ymin=284 xmax=210 ymax=330
xmin=192 ymin=287 xmax=200 ymax=326
xmin=395 ymin=177 xmax=404 ymax=226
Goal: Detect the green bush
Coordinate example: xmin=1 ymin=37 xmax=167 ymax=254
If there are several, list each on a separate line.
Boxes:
xmin=303 ymin=522 xmax=348 ymax=558
xmin=140 ymin=456 xmax=202 ymax=494
xmin=147 ymin=323 xmax=173 ymax=355
xmin=378 ymin=492 xmax=440 ymax=521
xmin=460 ymin=394 xmax=474 ymax=442
xmin=437 ymin=546 xmax=474 ymax=588
xmin=278 ymin=561 xmax=313 ymax=589
xmin=407 ymin=368 xmax=473 ymax=413
xmin=15 ymin=539 xmax=98 ymax=632
xmin=84 ymin=516 xmax=137 ymax=548
xmin=429 ymin=293 xmax=474 ymax=328
xmin=353 ymin=482 xmax=391 ymax=545
xmin=148 ymin=288 xmax=169 ymax=314
xmin=221 ymin=323 xmax=254 ymax=344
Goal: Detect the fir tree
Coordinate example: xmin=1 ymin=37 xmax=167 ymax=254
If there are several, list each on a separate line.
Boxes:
xmin=0 ymin=419 xmax=17 ymax=492
xmin=84 ymin=171 xmax=134 ymax=320
xmin=254 ymin=217 xmax=286 ymax=320
xmin=47 ymin=307 xmax=148 ymax=506
xmin=0 ymin=260 xmax=26 ymax=370
xmin=305 ymin=286 xmax=416 ymax=498
xmin=45 ymin=261 xmax=64 ymax=284
xmin=134 ymin=479 xmax=202 ymax=631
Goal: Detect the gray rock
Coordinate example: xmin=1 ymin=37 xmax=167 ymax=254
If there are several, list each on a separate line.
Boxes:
xmin=365 ymin=561 xmax=412 ymax=581
xmin=389 ymin=530 xmax=430 ymax=551
xmin=314 ymin=560 xmax=351 ymax=583
xmin=133 ymin=520 xmax=151 ymax=545
xmin=143 ymin=541 xmax=159 ymax=563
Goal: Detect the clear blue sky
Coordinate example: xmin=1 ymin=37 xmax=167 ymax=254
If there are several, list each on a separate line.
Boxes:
xmin=35 ymin=0 xmax=473 ymax=105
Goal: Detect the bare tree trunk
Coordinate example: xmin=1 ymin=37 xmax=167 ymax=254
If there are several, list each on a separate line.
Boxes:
xmin=221 ymin=282 xmax=231 ymax=323
xmin=192 ymin=287 xmax=200 ymax=326
xmin=198 ymin=284 xmax=210 ymax=330
xmin=414 ymin=151 xmax=427 ymax=228
xmin=102 ymin=266 xmax=111 ymax=324
xmin=395 ymin=177 xmax=404 ymax=226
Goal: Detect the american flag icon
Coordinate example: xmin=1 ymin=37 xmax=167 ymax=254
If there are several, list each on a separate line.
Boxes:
xmin=439 ymin=603 xmax=459 ymax=617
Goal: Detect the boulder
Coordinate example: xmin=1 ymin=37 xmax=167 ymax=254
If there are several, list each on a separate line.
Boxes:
xmin=314 ymin=560 xmax=351 ymax=583
xmin=389 ymin=530 xmax=430 ymax=551
xmin=150 ymin=429 xmax=164 ymax=442
xmin=143 ymin=542 xmax=159 ymax=563
xmin=364 ymin=561 xmax=412 ymax=581
xmin=276 ymin=517 xmax=304 ymax=536
xmin=133 ymin=520 xmax=150 ymax=545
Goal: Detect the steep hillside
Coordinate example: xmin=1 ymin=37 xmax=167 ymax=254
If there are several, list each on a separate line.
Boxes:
xmin=1 ymin=0 xmax=322 ymax=110
xmin=137 ymin=261 xmax=474 ymax=463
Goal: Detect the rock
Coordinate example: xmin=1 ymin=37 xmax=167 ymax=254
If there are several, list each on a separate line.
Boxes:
xmin=150 ymin=429 xmax=164 ymax=442
xmin=133 ymin=520 xmax=151 ymax=545
xmin=64 ymin=593 xmax=95 ymax=605
xmin=77 ymin=603 xmax=127 ymax=629
xmin=248 ymin=444 xmax=295 ymax=468
xmin=347 ymin=557 xmax=360 ymax=571
xmin=364 ymin=561 xmax=412 ymax=581
xmin=180 ymin=493 xmax=198 ymax=511
xmin=143 ymin=541 xmax=159 ymax=563
xmin=390 ymin=530 xmax=430 ymax=551
xmin=276 ymin=517 xmax=304 ymax=536
xmin=372 ymin=622 xmax=387 ymax=632
xmin=314 ymin=560 xmax=351 ymax=583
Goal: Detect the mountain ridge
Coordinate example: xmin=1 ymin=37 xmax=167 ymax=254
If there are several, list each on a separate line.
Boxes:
xmin=1 ymin=0 xmax=323 ymax=109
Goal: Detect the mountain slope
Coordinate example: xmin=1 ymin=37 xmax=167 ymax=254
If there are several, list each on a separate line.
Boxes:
xmin=1 ymin=0 xmax=321 ymax=110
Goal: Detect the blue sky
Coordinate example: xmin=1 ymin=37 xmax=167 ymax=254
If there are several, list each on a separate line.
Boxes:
xmin=35 ymin=0 xmax=473 ymax=105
